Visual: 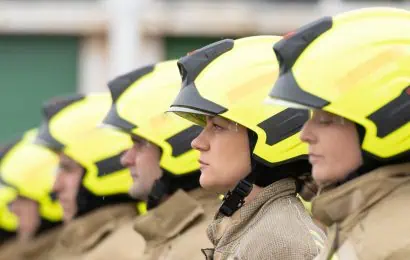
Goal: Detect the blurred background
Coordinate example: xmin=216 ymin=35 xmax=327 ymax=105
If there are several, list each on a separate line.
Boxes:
xmin=0 ymin=0 xmax=408 ymax=143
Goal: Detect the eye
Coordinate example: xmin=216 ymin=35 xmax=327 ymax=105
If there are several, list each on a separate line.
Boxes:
xmin=58 ymin=163 xmax=71 ymax=172
xmin=212 ymin=123 xmax=224 ymax=131
xmin=318 ymin=118 xmax=333 ymax=125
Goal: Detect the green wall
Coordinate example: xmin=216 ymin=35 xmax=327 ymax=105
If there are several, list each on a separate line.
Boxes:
xmin=165 ymin=36 xmax=231 ymax=60
xmin=0 ymin=36 xmax=79 ymax=143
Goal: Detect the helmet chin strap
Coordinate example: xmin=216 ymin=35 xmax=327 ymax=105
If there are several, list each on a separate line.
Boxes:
xmin=217 ymin=130 xmax=257 ymax=217
xmin=146 ymin=169 xmax=201 ymax=210
xmin=218 ymin=130 xmax=310 ymax=217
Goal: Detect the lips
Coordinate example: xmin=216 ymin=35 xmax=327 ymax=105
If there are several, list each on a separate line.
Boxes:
xmin=129 ymin=168 xmax=138 ymax=179
xmin=198 ymin=159 xmax=209 ymax=166
xmin=308 ymin=153 xmax=322 ymax=164
xmin=198 ymin=160 xmax=209 ymax=171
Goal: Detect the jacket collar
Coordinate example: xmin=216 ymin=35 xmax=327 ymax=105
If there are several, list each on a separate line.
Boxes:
xmin=133 ymin=189 xmax=214 ymax=245
xmin=23 ymin=226 xmax=62 ymax=259
xmin=313 ymin=163 xmax=410 ymax=227
xmin=207 ymin=178 xmax=297 ymax=247
xmin=57 ymin=203 xmax=137 ymax=253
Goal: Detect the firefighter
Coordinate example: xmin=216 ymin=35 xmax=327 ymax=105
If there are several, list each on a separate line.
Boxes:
xmin=268 ymin=7 xmax=410 ymax=259
xmin=102 ymin=60 xmax=221 ymax=260
xmin=168 ymin=36 xmax=325 ymax=259
xmin=0 ymin=129 xmax=63 ymax=259
xmin=35 ymin=94 xmax=144 ymax=260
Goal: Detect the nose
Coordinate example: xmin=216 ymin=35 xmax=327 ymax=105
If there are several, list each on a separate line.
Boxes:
xmin=52 ymin=171 xmax=64 ymax=193
xmin=300 ymin=119 xmax=317 ymax=144
xmin=9 ymin=200 xmax=19 ymax=215
xmin=191 ymin=129 xmax=209 ymax=152
xmin=121 ymin=147 xmax=136 ymax=167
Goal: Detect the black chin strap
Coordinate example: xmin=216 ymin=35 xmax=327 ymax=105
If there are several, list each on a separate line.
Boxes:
xmin=218 ymin=130 xmax=311 ymax=217
xmin=147 ymin=169 xmax=201 ymax=210
xmin=147 ymin=177 xmax=169 ymax=210
xmin=218 ymin=130 xmax=258 ymax=217
xmin=218 ymin=175 xmax=254 ymax=217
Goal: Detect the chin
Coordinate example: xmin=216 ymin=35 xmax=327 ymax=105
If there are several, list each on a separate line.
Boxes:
xmin=199 ymin=175 xmax=217 ymax=191
xmin=312 ymin=168 xmax=327 ymax=185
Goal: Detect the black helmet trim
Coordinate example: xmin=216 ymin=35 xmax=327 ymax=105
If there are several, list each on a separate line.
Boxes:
xmin=169 ymin=39 xmax=234 ymax=116
xmin=269 ymin=17 xmax=333 ymax=109
xmin=42 ymin=95 xmax=85 ymax=121
xmin=165 ymin=125 xmax=203 ymax=157
xmin=95 ymin=152 xmax=127 ymax=177
xmin=168 ymin=81 xmax=228 ymax=116
xmin=269 ymin=69 xmax=329 ymax=109
xmin=108 ymin=65 xmax=155 ymax=103
xmin=257 ymin=108 xmax=309 ymax=146
xmin=34 ymin=123 xmax=65 ymax=152
xmin=102 ymin=104 xmax=137 ymax=133
xmin=177 ymin=39 xmax=234 ymax=85
xmin=274 ymin=17 xmax=332 ymax=72
xmin=367 ymin=86 xmax=410 ymax=138
xmin=34 ymin=95 xmax=88 ymax=152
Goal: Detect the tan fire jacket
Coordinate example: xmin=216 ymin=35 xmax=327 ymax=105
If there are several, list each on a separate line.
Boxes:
xmin=204 ymin=177 xmax=326 ymax=260
xmin=313 ymin=163 xmax=410 ymax=260
xmin=134 ymin=188 xmax=220 ymax=260
xmin=49 ymin=203 xmax=141 ymax=260
xmin=0 ymin=226 xmax=62 ymax=260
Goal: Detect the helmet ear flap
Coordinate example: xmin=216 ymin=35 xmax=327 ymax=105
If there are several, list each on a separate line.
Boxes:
xmin=355 ymin=124 xmax=366 ymax=145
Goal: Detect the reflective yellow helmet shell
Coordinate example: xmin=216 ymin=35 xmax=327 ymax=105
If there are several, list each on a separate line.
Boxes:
xmin=269 ymin=7 xmax=410 ymax=161
xmin=1 ymin=129 xmax=63 ymax=222
xmin=36 ymin=94 xmax=133 ymax=197
xmin=169 ymin=36 xmax=309 ymax=166
xmin=103 ymin=61 xmax=201 ymax=176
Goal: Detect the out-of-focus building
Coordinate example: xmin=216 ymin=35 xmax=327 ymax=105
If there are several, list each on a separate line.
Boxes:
xmin=0 ymin=0 xmax=408 ymax=142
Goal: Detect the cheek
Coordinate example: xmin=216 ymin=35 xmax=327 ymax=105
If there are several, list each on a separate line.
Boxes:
xmin=138 ymin=153 xmax=161 ymax=176
xmin=64 ymin=174 xmax=82 ymax=196
xmin=319 ymin=126 xmax=362 ymax=178
xmin=210 ymin=135 xmax=250 ymax=179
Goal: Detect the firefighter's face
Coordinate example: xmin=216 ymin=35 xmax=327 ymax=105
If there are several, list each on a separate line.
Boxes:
xmin=121 ymin=135 xmax=162 ymax=201
xmin=53 ymin=153 xmax=83 ymax=222
xmin=191 ymin=116 xmax=251 ymax=193
xmin=10 ymin=196 xmax=40 ymax=241
xmin=300 ymin=110 xmax=362 ymax=185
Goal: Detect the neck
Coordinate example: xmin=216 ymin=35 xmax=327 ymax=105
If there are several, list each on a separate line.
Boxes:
xmin=244 ymin=184 xmax=263 ymax=204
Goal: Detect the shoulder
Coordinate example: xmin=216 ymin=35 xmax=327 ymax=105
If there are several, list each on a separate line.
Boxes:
xmin=236 ymin=197 xmax=324 ymax=259
xmin=84 ymin=220 xmax=146 ymax=260
xmin=350 ymin=183 xmax=410 ymax=259
xmin=0 ymin=239 xmax=22 ymax=260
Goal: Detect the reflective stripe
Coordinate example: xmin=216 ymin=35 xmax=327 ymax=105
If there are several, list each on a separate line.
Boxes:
xmin=314 ymin=240 xmax=324 ymax=249
xmin=137 ymin=202 xmax=147 ymax=215
xmin=310 ymin=229 xmax=325 ymax=244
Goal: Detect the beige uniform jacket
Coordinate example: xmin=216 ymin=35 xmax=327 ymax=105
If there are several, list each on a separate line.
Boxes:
xmin=313 ymin=163 xmax=410 ymax=260
xmin=204 ymin=178 xmax=326 ymax=260
xmin=49 ymin=203 xmax=141 ymax=260
xmin=134 ymin=188 xmax=220 ymax=260
xmin=0 ymin=226 xmax=62 ymax=260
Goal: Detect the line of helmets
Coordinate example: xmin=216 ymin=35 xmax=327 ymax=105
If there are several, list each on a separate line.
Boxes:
xmin=0 ymin=6 xmax=409 ymax=260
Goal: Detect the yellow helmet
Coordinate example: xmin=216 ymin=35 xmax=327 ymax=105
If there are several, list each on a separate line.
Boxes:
xmin=268 ymin=7 xmax=410 ymax=162
xmin=0 ymin=129 xmax=63 ymax=231
xmin=102 ymin=61 xmax=201 ymax=208
xmin=0 ymin=185 xmax=18 ymax=242
xmin=168 ymin=36 xmax=310 ymax=216
xmin=0 ymin=141 xmax=19 ymax=241
xmin=35 ymin=94 xmax=136 ymax=216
